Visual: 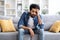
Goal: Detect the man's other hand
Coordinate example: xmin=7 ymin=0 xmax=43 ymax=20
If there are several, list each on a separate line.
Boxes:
xmin=28 ymin=28 xmax=34 ymax=38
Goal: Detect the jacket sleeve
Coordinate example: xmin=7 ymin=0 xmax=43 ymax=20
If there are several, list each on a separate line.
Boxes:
xmin=36 ymin=15 xmax=44 ymax=29
xmin=17 ymin=12 xmax=26 ymax=29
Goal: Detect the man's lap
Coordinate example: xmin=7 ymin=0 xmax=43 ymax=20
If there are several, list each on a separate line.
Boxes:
xmin=24 ymin=29 xmax=41 ymax=34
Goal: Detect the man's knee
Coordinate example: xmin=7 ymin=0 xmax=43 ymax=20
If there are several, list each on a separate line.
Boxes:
xmin=38 ymin=29 xmax=44 ymax=34
xmin=18 ymin=28 xmax=24 ymax=33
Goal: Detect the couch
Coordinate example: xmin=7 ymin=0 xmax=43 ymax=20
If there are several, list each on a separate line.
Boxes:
xmin=0 ymin=15 xmax=60 ymax=40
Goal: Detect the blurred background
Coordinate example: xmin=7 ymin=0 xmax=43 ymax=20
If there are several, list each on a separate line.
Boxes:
xmin=0 ymin=0 xmax=60 ymax=17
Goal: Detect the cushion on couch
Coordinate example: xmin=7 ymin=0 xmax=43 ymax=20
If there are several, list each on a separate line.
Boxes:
xmin=43 ymin=15 xmax=60 ymax=31
xmin=0 ymin=19 xmax=16 ymax=32
xmin=49 ymin=21 xmax=60 ymax=33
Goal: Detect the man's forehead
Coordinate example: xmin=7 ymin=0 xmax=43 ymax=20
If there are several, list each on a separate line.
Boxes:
xmin=32 ymin=8 xmax=39 ymax=11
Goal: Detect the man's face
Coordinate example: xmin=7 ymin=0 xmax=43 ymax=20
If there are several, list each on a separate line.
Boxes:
xmin=30 ymin=8 xmax=39 ymax=17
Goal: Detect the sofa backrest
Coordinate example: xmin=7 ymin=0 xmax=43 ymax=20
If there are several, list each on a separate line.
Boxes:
xmin=42 ymin=15 xmax=60 ymax=31
xmin=0 ymin=15 xmax=60 ymax=31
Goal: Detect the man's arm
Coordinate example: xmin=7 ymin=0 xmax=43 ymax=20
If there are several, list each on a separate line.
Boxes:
xmin=37 ymin=15 xmax=42 ymax=25
xmin=18 ymin=12 xmax=30 ymax=30
xmin=22 ymin=26 xmax=34 ymax=37
xmin=36 ymin=15 xmax=44 ymax=29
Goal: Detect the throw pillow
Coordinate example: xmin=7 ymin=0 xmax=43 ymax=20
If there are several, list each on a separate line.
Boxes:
xmin=0 ymin=19 xmax=16 ymax=32
xmin=49 ymin=21 xmax=60 ymax=33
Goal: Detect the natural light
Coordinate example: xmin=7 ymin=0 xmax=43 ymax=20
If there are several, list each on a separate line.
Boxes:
xmin=49 ymin=0 xmax=60 ymax=15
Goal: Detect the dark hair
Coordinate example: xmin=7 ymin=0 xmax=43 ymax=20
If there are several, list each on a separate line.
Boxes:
xmin=30 ymin=4 xmax=40 ymax=10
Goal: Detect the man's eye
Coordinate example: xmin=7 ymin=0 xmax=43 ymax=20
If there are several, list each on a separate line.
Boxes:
xmin=32 ymin=11 xmax=34 ymax=12
xmin=36 ymin=12 xmax=37 ymax=14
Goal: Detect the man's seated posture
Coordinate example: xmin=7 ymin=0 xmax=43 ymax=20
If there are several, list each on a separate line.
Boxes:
xmin=17 ymin=4 xmax=44 ymax=40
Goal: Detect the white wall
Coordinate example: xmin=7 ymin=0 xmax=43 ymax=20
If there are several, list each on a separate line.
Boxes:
xmin=49 ymin=0 xmax=60 ymax=15
xmin=29 ymin=0 xmax=40 ymax=5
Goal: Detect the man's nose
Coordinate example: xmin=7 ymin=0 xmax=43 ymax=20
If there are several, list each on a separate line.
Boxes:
xmin=33 ymin=12 xmax=36 ymax=14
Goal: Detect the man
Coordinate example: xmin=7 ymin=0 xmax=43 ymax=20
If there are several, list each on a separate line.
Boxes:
xmin=18 ymin=4 xmax=44 ymax=40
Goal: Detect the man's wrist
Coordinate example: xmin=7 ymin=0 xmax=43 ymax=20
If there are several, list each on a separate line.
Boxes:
xmin=28 ymin=27 xmax=31 ymax=30
xmin=38 ymin=24 xmax=41 ymax=26
xmin=38 ymin=22 xmax=42 ymax=25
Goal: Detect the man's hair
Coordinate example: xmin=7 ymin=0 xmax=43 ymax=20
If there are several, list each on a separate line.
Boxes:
xmin=30 ymin=4 xmax=40 ymax=10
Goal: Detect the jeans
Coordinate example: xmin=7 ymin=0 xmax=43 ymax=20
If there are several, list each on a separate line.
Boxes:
xmin=18 ymin=28 xmax=44 ymax=40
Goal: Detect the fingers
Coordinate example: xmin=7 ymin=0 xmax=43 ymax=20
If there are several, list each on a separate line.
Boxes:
xmin=29 ymin=28 xmax=34 ymax=37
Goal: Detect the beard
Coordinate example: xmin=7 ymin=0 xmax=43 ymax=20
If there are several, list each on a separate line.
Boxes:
xmin=30 ymin=14 xmax=36 ymax=18
xmin=29 ymin=12 xmax=36 ymax=18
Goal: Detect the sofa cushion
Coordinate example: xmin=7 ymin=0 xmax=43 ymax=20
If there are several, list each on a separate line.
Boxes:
xmin=49 ymin=21 xmax=60 ymax=33
xmin=14 ymin=24 xmax=18 ymax=31
xmin=44 ymin=31 xmax=60 ymax=34
xmin=0 ymin=16 xmax=11 ymax=20
xmin=0 ymin=19 xmax=16 ymax=32
xmin=12 ymin=17 xmax=20 ymax=24
xmin=0 ymin=32 xmax=18 ymax=40
xmin=0 ymin=16 xmax=19 ymax=31
xmin=43 ymin=15 xmax=60 ymax=31
xmin=44 ymin=31 xmax=60 ymax=40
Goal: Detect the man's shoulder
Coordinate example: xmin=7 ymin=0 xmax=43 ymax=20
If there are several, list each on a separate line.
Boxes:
xmin=23 ymin=12 xmax=29 ymax=15
xmin=21 ymin=12 xmax=29 ymax=19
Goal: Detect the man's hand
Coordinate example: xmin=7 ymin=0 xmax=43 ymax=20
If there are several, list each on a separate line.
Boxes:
xmin=22 ymin=26 xmax=34 ymax=37
xmin=28 ymin=28 xmax=34 ymax=38
xmin=37 ymin=15 xmax=42 ymax=25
